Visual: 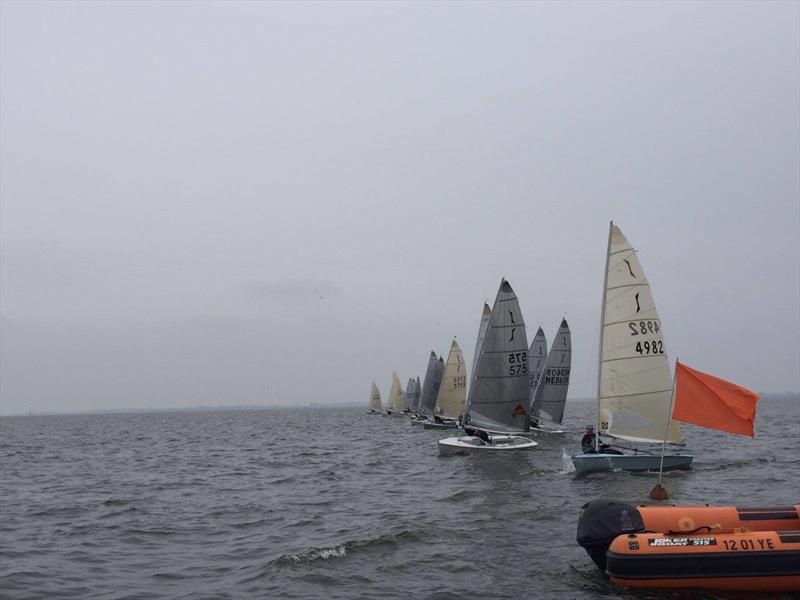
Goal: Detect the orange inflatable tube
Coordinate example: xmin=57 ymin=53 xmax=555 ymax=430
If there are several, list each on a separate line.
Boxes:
xmin=577 ymin=499 xmax=800 ymax=592
xmin=638 ymin=504 xmax=800 ymax=534
xmin=607 ymin=529 xmax=800 ymax=592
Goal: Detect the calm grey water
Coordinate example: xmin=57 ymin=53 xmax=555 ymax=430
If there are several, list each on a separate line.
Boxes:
xmin=1 ymin=397 xmax=797 ymax=600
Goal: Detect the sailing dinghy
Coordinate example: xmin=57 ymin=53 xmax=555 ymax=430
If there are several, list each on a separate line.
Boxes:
xmin=424 ymin=339 xmax=466 ymax=430
xmin=529 ymin=319 xmax=572 ymax=434
xmin=411 ymin=352 xmax=439 ymax=424
xmin=385 ymin=372 xmax=407 ymax=416
xmin=368 ymin=382 xmax=382 ymax=414
xmin=404 ymin=377 xmax=420 ymax=413
xmin=438 ymin=280 xmax=538 ymax=456
xmin=571 ymin=223 xmax=692 ymax=473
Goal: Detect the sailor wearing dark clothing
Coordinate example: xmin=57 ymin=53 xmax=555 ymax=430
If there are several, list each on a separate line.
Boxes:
xmin=581 ymin=425 xmax=598 ymax=453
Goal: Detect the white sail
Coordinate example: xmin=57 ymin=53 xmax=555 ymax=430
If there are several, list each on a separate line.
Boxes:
xmin=434 ymin=339 xmax=467 ymax=419
xmin=597 ymin=223 xmax=682 ymax=444
xmin=369 ymin=382 xmax=382 ymax=412
xmin=527 ymin=326 xmax=548 ymax=407
xmin=530 ymin=319 xmax=571 ymax=424
xmin=466 ymin=279 xmax=530 ymax=433
xmin=387 ymin=372 xmax=406 ymax=412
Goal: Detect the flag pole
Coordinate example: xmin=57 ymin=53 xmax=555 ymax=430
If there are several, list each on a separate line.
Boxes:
xmin=650 ymin=358 xmax=678 ymax=500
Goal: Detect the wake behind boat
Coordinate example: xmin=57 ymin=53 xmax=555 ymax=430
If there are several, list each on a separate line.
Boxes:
xmin=438 ymin=280 xmax=537 ymax=456
xmin=571 ymin=223 xmax=692 ymax=473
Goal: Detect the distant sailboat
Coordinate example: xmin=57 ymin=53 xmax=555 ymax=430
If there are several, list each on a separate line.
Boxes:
xmin=529 ymin=319 xmax=572 ymax=434
xmin=438 ymin=279 xmax=538 ymax=455
xmin=368 ymin=382 xmax=382 ymax=414
xmin=528 ymin=326 xmax=548 ymax=409
xmin=405 ymin=377 xmax=420 ymax=412
xmin=386 ymin=372 xmax=406 ymax=416
xmin=571 ymin=223 xmax=693 ymax=473
xmin=418 ymin=351 xmax=440 ymax=417
xmin=425 ymin=339 xmax=466 ymax=430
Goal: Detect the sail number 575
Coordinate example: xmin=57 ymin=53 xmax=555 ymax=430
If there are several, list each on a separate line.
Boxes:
xmin=508 ymin=352 xmax=528 ymax=375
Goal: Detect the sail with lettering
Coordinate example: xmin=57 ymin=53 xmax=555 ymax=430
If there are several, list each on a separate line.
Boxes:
xmin=434 ymin=339 xmax=467 ymax=419
xmin=369 ymin=382 xmax=382 ymax=413
xmin=466 ymin=279 xmax=530 ymax=433
xmin=527 ymin=327 xmax=548 ymax=408
xmin=419 ymin=352 xmax=439 ymax=414
xmin=598 ymin=224 xmax=682 ymax=444
xmin=530 ymin=319 xmax=572 ymax=424
xmin=386 ymin=372 xmax=406 ymax=413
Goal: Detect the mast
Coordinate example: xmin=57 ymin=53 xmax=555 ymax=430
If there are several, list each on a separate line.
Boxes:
xmin=595 ymin=221 xmax=613 ymax=451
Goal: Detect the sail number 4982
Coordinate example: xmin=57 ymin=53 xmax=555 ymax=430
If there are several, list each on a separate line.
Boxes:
xmin=635 ymin=340 xmax=664 ymax=355
xmin=508 ymin=352 xmax=528 ymax=375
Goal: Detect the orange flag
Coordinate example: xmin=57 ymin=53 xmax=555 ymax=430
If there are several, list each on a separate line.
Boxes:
xmin=672 ymin=361 xmax=759 ymax=437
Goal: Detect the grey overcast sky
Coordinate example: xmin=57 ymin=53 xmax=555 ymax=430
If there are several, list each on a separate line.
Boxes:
xmin=1 ymin=1 xmax=798 ymax=415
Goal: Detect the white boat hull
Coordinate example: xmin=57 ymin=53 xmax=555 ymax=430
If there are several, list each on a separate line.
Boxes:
xmin=571 ymin=452 xmax=694 ymax=474
xmin=530 ymin=426 xmax=565 ymax=435
xmin=438 ymin=435 xmax=537 ymax=456
xmin=423 ymin=421 xmax=459 ymax=430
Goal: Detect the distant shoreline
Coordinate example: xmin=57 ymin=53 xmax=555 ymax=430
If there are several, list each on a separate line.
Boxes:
xmin=1 ymin=393 xmax=797 ymax=418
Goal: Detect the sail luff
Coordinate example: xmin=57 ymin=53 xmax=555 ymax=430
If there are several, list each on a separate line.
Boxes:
xmin=465 ymin=303 xmax=492 ymax=417
xmin=595 ymin=221 xmax=613 ymax=450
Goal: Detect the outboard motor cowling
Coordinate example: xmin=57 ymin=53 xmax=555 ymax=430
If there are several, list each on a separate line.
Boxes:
xmin=576 ymin=499 xmax=645 ymax=572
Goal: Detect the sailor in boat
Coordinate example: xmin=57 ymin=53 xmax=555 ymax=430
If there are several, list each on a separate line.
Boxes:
xmin=580 ymin=425 xmax=620 ymax=454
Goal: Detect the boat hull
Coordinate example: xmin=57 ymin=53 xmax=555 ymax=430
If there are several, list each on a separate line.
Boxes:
xmin=530 ymin=426 xmax=565 ymax=435
xmin=423 ymin=421 xmax=459 ymax=430
xmin=606 ymin=530 xmax=800 ymax=592
xmin=572 ymin=452 xmax=693 ymax=474
xmin=437 ymin=435 xmax=537 ymax=456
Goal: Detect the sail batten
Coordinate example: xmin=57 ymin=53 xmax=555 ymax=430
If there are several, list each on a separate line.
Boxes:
xmin=597 ymin=224 xmax=683 ymax=444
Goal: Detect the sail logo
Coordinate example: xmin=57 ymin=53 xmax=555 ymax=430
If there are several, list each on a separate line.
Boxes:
xmin=623 ymin=258 xmax=636 ymax=278
xmin=511 ymin=403 xmax=527 ymax=417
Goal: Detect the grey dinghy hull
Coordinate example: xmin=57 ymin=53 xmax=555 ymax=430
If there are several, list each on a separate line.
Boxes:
xmin=571 ymin=453 xmax=694 ymax=474
xmin=438 ymin=435 xmax=537 ymax=456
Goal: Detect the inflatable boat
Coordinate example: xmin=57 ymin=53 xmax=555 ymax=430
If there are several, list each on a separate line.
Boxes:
xmin=577 ymin=499 xmax=800 ymax=592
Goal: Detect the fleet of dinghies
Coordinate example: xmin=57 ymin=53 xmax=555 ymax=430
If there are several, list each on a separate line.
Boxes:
xmin=366 ymin=221 xmax=758 ymax=476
